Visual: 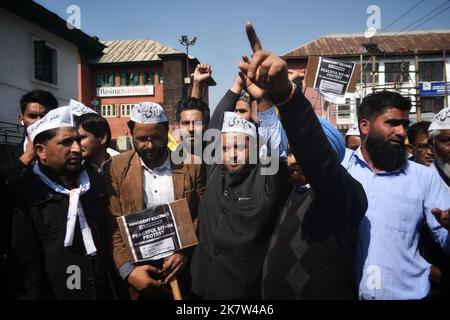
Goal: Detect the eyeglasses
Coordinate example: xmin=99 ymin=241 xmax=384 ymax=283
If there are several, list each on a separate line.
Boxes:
xmin=412 ymin=143 xmax=432 ymax=151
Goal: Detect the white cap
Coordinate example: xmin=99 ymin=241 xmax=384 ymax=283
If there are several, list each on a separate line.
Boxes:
xmin=221 ymin=112 xmax=257 ymax=140
xmin=346 ymin=122 xmax=360 ymax=137
xmin=27 ymin=106 xmax=74 ymax=142
xmin=130 ymin=102 xmax=168 ymax=124
xmin=69 ymin=99 xmax=97 ymax=117
xmin=429 ymin=107 xmax=450 ymax=131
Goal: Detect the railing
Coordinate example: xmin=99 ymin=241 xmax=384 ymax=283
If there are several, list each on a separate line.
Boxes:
xmin=0 ymin=121 xmax=24 ymax=145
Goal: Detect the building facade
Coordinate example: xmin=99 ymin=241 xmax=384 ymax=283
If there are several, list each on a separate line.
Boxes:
xmin=283 ymin=30 xmax=450 ymax=130
xmin=0 ymin=0 xmax=104 ymax=140
xmin=79 ymin=39 xmax=215 ymax=149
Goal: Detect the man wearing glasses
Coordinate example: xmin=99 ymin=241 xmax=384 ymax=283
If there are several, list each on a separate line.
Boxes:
xmin=106 ymin=102 xmax=205 ymax=299
xmin=407 ymin=121 xmax=434 ymax=166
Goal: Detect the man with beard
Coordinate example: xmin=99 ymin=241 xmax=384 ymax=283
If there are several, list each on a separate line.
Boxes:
xmin=8 ymin=107 xmax=117 ymax=299
xmin=342 ymin=91 xmax=450 ymax=300
xmin=106 ymin=102 xmax=205 ymax=299
xmin=407 ymin=121 xmax=434 ymax=166
xmin=429 ymin=107 xmax=450 ymax=190
xmin=191 ymin=22 xmax=359 ymax=299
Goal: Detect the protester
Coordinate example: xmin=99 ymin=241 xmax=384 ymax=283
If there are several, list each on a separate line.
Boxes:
xmin=9 ymin=106 xmax=119 ymax=299
xmin=76 ymin=112 xmax=115 ymax=174
xmin=175 ymin=63 xmax=211 ymax=163
xmin=4 ymin=90 xmax=58 ymax=185
xmin=345 ymin=122 xmax=361 ymax=151
xmin=407 ymin=121 xmax=434 ymax=166
xmin=342 ymin=90 xmax=450 ymax=300
xmin=429 ymin=108 xmax=450 ymax=189
xmin=263 ymin=116 xmax=367 ymax=299
xmin=106 ymin=102 xmax=205 ymax=299
xmin=191 ymin=22 xmax=366 ymax=300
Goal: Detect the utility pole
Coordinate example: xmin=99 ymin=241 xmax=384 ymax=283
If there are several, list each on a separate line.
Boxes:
xmin=179 ymin=35 xmax=197 ymax=85
xmin=414 ymin=49 xmax=421 ymax=121
xmin=444 ymin=49 xmax=448 ymax=108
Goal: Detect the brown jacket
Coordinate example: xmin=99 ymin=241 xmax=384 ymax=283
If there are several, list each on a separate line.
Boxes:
xmin=105 ymin=150 xmax=205 ymax=283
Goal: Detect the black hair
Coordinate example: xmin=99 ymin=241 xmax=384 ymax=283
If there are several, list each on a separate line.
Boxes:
xmin=175 ymin=97 xmax=210 ymax=126
xmin=127 ymin=120 xmax=169 ymax=134
xmin=76 ymin=113 xmax=112 ymax=146
xmin=407 ymin=120 xmax=431 ymax=145
xmin=33 ymin=128 xmax=59 ymax=145
xmin=358 ymin=91 xmax=412 ymax=123
xmin=20 ymin=90 xmax=58 ymax=113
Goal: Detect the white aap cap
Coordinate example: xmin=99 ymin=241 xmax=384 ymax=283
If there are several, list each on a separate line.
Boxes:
xmin=27 ymin=106 xmax=74 ymax=143
xmin=221 ymin=112 xmax=257 ymax=140
xmin=429 ymin=107 xmax=450 ymax=131
xmin=346 ymin=122 xmax=360 ymax=137
xmin=130 ymin=102 xmax=168 ymax=124
xmin=69 ymin=99 xmax=97 ymax=117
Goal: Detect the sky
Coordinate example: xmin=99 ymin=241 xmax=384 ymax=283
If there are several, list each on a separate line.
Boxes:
xmin=36 ymin=0 xmax=450 ymax=109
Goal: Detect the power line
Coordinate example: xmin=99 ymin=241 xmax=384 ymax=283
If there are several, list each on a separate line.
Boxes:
xmin=393 ymin=0 xmax=449 ymax=36
xmin=380 ymin=0 xmax=425 ymax=32
xmin=402 ymin=5 xmax=450 ymax=35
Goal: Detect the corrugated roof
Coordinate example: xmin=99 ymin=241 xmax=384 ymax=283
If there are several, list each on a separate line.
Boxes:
xmin=94 ymin=39 xmax=182 ymax=63
xmin=283 ymin=30 xmax=450 ymax=58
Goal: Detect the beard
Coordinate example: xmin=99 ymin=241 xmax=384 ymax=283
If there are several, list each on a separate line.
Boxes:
xmin=365 ymin=132 xmax=407 ymax=172
xmin=436 ymin=157 xmax=450 ymax=178
xmin=136 ymin=144 xmax=167 ymax=163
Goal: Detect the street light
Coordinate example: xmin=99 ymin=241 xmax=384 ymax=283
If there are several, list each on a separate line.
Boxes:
xmin=179 ymin=35 xmax=197 ymax=83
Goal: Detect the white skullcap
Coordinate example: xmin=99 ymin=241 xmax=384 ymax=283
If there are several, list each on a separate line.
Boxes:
xmin=429 ymin=107 xmax=450 ymax=131
xmin=27 ymin=106 xmax=74 ymax=142
xmin=130 ymin=102 xmax=168 ymax=124
xmin=346 ymin=122 xmax=360 ymax=137
xmin=69 ymin=99 xmax=97 ymax=117
xmin=221 ymin=112 xmax=257 ymax=140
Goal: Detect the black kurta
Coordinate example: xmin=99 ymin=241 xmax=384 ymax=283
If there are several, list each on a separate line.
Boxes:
xmin=190 ymin=88 xmax=291 ymax=299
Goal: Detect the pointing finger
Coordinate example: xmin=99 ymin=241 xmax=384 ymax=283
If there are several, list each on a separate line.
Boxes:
xmin=246 ymin=22 xmax=262 ymax=53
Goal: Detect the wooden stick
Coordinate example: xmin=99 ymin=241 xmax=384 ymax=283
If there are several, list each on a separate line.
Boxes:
xmin=170 ymin=278 xmax=182 ymax=300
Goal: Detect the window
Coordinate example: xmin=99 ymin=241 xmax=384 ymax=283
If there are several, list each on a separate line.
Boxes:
xmin=101 ymin=105 xmax=115 ymax=117
xmin=142 ymin=72 xmax=155 ymax=85
xmin=120 ymin=104 xmax=134 ymax=117
xmin=385 ymin=62 xmax=410 ymax=83
xmin=419 ymin=61 xmax=444 ymax=82
xmin=34 ymin=40 xmax=57 ymax=84
xmin=421 ymin=96 xmax=444 ymax=113
xmin=96 ymin=73 xmax=115 ymax=87
xmin=158 ymin=71 xmax=163 ymax=84
xmin=362 ymin=63 xmax=379 ymax=84
xmin=120 ymin=72 xmax=140 ymax=86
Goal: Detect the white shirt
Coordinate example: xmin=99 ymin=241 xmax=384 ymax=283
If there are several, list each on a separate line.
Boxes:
xmin=141 ymin=155 xmax=174 ymax=208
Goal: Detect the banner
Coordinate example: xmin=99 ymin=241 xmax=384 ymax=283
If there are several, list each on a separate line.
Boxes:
xmin=97 ymin=85 xmax=154 ymax=97
xmin=313 ymin=57 xmax=356 ymax=104
xmin=117 ymin=199 xmax=197 ymax=262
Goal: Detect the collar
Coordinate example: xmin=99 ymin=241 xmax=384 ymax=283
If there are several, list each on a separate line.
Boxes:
xmin=352 ymin=146 xmax=407 ymax=175
xmin=140 ymin=154 xmax=171 ymax=173
xmin=294 ymin=184 xmax=310 ymax=194
xmin=38 ymin=162 xmax=80 ymax=189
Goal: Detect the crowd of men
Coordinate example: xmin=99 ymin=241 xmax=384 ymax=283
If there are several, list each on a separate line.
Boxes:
xmin=0 ymin=23 xmax=449 ymax=300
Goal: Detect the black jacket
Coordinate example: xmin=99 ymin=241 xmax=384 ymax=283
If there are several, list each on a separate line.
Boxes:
xmin=262 ymin=87 xmax=367 ymax=299
xmin=8 ymin=164 xmax=121 ymax=300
